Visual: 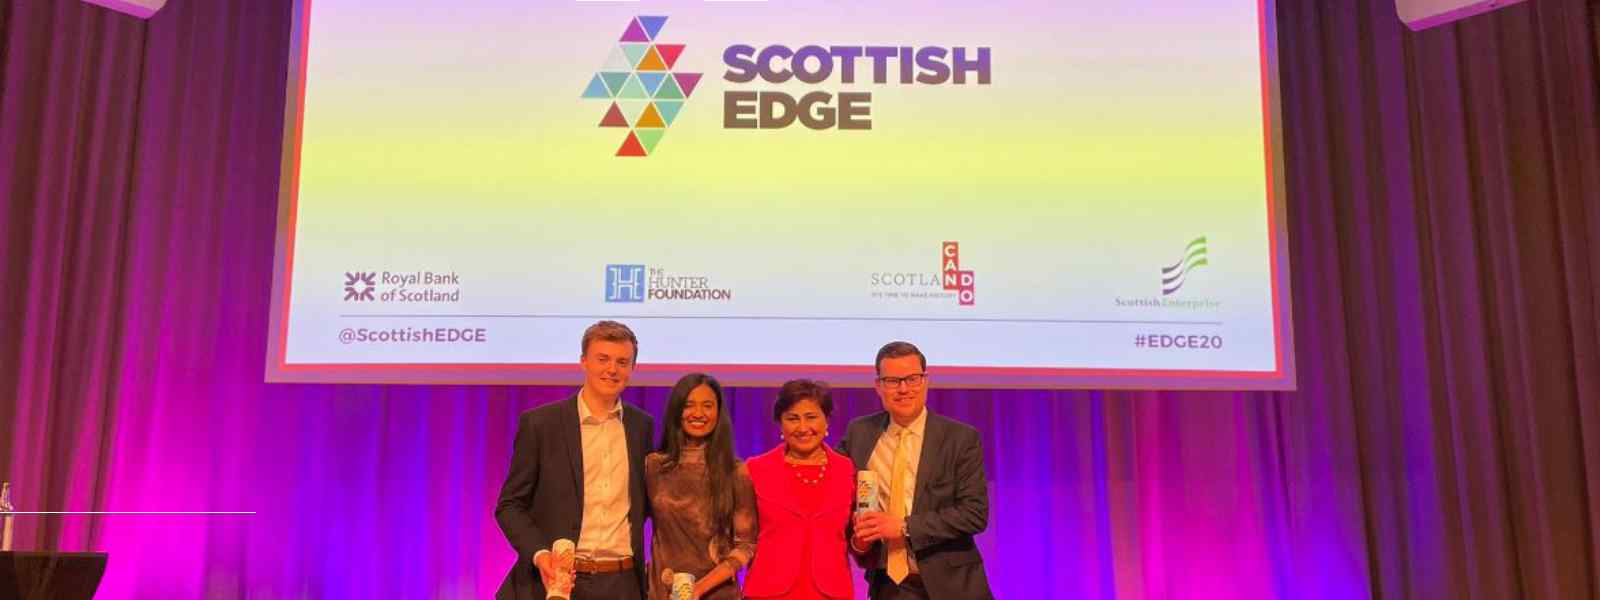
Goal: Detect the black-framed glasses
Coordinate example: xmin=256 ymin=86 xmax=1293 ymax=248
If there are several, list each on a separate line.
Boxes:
xmin=875 ymin=373 xmax=927 ymax=388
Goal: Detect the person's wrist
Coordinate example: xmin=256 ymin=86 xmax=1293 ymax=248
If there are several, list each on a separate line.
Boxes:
xmin=850 ymin=536 xmax=868 ymax=552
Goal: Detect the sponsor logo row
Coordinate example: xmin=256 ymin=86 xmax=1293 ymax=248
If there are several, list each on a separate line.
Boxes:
xmin=339 ymin=238 xmax=1216 ymax=310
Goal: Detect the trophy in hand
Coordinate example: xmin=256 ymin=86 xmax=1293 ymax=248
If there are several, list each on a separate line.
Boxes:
xmin=1 ymin=482 xmax=14 ymax=552
xmin=545 ymin=538 xmax=576 ymax=600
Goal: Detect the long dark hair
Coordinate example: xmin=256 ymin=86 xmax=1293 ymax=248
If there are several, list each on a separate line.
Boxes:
xmin=658 ymin=373 xmax=738 ymax=543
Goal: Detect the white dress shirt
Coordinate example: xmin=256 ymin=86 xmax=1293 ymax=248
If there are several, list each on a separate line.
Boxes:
xmin=575 ymin=388 xmax=632 ymax=560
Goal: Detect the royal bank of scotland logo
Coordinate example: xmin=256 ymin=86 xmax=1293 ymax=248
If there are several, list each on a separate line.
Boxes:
xmin=605 ymin=265 xmax=647 ymax=302
xmin=1161 ymin=236 xmax=1209 ymax=296
xmin=581 ymin=16 xmax=703 ymax=157
xmin=343 ymin=271 xmax=376 ymax=302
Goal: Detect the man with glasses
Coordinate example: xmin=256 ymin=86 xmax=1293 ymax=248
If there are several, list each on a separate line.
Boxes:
xmin=840 ymin=341 xmax=994 ymax=600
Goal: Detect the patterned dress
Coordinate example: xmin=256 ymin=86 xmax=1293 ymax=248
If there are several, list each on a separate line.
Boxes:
xmin=645 ymin=446 xmax=758 ymax=600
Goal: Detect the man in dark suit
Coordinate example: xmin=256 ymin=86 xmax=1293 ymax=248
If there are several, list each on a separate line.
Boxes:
xmin=841 ymin=341 xmax=994 ymax=600
xmin=495 ymin=320 xmax=654 ymax=600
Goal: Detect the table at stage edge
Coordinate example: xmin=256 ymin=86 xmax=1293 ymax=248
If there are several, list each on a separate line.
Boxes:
xmin=0 ymin=552 xmax=108 ymax=600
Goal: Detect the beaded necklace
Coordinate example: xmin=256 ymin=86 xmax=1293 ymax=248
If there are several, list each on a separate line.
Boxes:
xmin=784 ymin=452 xmax=827 ymax=486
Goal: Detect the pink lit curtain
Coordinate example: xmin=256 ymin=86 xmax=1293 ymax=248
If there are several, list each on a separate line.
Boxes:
xmin=1 ymin=0 xmax=1597 ymax=597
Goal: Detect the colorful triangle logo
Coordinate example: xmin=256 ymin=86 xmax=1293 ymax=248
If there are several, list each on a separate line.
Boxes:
xmin=637 ymin=46 xmax=668 ymax=71
xmin=616 ymin=101 xmax=647 ymax=125
xmin=599 ymin=103 xmax=628 ymax=127
xmin=617 ymin=130 xmax=648 ymax=156
xmin=637 ymin=72 xmax=668 ymax=96
xmin=636 ymin=103 xmax=666 ymax=128
xmin=673 ymin=72 xmax=702 ymax=97
xmin=599 ymin=72 xmax=630 ymax=96
xmin=581 ymin=74 xmax=611 ymax=99
xmin=656 ymin=44 xmax=685 ymax=69
xmin=617 ymin=74 xmax=649 ymax=99
xmin=620 ymin=19 xmax=649 ymax=43
xmin=620 ymin=43 xmax=649 ymax=67
xmin=655 ymin=101 xmax=683 ymax=126
xmin=635 ymin=129 xmax=665 ymax=154
xmin=654 ymin=76 xmax=684 ymax=100
xmin=638 ymin=16 xmax=668 ymax=41
xmin=585 ymin=16 xmax=702 ymax=157
xmin=601 ymin=47 xmax=631 ymax=71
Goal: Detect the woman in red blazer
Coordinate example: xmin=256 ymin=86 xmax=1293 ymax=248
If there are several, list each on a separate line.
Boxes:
xmin=744 ymin=379 xmax=855 ymax=600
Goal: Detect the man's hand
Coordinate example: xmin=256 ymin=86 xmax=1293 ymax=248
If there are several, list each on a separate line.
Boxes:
xmin=853 ymin=511 xmax=906 ymax=544
xmin=534 ymin=553 xmax=558 ymax=589
xmin=850 ymin=513 xmax=873 ymax=550
xmin=534 ymin=552 xmax=574 ymax=593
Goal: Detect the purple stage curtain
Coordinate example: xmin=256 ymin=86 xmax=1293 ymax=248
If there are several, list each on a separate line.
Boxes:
xmin=2 ymin=0 xmax=1598 ymax=598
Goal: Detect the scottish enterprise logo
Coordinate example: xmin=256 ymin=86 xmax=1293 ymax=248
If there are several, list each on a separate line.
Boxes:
xmin=1162 ymin=236 xmax=1209 ymax=296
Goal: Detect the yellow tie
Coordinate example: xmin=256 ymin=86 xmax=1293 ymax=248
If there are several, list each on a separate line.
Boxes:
xmin=886 ymin=428 xmax=910 ymax=584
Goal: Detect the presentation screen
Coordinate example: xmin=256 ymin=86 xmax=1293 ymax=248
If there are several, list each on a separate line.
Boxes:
xmin=268 ymin=0 xmax=1295 ymax=389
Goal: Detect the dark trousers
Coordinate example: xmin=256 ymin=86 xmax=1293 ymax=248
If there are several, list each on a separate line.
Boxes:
xmin=573 ymin=570 xmax=642 ymax=600
xmin=868 ymin=571 xmax=930 ymax=600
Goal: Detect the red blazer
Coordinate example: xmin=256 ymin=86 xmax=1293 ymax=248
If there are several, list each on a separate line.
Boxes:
xmin=743 ymin=445 xmax=855 ymax=599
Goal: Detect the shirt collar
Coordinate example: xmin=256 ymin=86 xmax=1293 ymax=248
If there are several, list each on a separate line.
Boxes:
xmin=577 ymin=387 xmax=623 ymax=423
xmin=886 ymin=406 xmax=929 ymax=439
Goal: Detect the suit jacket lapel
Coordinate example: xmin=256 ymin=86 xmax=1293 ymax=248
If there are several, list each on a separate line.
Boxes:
xmin=913 ymin=413 xmax=943 ymax=514
xmin=750 ymin=447 xmax=808 ymax=517
xmin=563 ymin=395 xmax=585 ymax=510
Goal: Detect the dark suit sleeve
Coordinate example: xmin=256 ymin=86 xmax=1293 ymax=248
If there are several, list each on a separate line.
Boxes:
xmin=642 ymin=412 xmax=655 ymax=451
xmin=907 ymin=427 xmax=989 ymax=549
xmin=496 ymin=412 xmax=549 ymax=565
xmin=641 ymin=412 xmax=655 ymax=519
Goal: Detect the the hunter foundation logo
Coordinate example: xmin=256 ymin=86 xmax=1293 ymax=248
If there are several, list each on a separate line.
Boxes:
xmin=1162 ymin=236 xmax=1209 ymax=296
xmin=869 ymin=242 xmax=977 ymax=307
xmin=344 ymin=272 xmax=376 ymax=302
xmin=1113 ymin=236 xmax=1220 ymax=311
xmin=605 ymin=264 xmax=733 ymax=303
xmin=341 ymin=270 xmax=462 ymax=303
xmin=582 ymin=16 xmax=704 ymax=157
xmin=605 ymin=265 xmax=646 ymax=302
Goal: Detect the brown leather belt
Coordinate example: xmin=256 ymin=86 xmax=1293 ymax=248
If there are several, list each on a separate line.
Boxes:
xmin=574 ymin=556 xmax=634 ymax=574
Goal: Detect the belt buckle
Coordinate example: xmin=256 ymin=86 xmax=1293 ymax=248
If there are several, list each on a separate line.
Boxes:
xmin=576 ymin=556 xmax=628 ymax=574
